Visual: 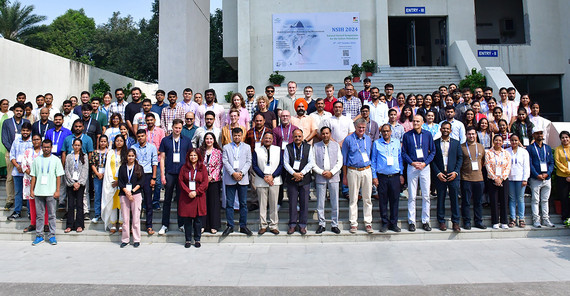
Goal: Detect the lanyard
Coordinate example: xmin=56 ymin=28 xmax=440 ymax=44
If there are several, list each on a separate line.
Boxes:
xmin=293 ymin=143 xmax=303 ymax=160
xmin=12 ymin=118 xmax=19 ymax=133
xmin=521 ymin=123 xmax=527 ymax=137
xmin=493 ymin=149 xmax=504 ymax=168
xmin=95 ymin=112 xmax=99 ymax=121
xmin=413 ymin=132 xmax=422 ymax=149
xmin=254 ymin=127 xmax=266 ymax=143
xmin=84 ymin=119 xmax=92 ymax=134
xmin=172 ymin=137 xmax=180 ymax=153
xmin=281 ymin=124 xmax=292 ymax=143
xmin=564 ymin=147 xmax=569 ymax=162
xmin=383 ymin=140 xmax=393 ymax=158
xmin=41 ymin=157 xmax=51 ymax=174
xmin=114 ymin=150 xmax=120 ymax=172
xmin=189 ymin=169 xmax=197 ymax=181
xmin=38 ymin=121 xmax=48 ymax=137
xmin=512 ymin=149 xmax=519 ymax=164
xmin=466 ymin=142 xmax=478 ymax=161
xmin=355 ymin=134 xmax=367 ymax=152
xmin=52 ymin=130 xmax=63 ymax=146
xmin=73 ymin=154 xmax=79 ymax=170
xmin=127 ymin=165 xmax=134 ymax=184
xmin=533 ymin=143 xmax=546 ymax=162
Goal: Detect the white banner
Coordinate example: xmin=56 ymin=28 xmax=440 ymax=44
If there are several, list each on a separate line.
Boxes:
xmin=272 ymin=12 xmax=361 ymax=71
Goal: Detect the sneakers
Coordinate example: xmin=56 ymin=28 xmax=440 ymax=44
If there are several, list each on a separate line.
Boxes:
xmin=179 ymin=226 xmax=185 ymax=232
xmin=4 ymin=202 xmax=14 ymax=210
xmin=492 ymin=224 xmax=500 ymax=229
xmin=7 ymin=212 xmax=20 ymax=221
xmin=48 ymin=237 xmax=57 ymax=245
xmin=543 ymin=219 xmax=555 ymax=228
xmin=349 ymin=226 xmax=358 ymax=233
xmin=158 ymin=225 xmax=168 ymax=235
xmin=91 ymin=217 xmax=101 ymax=224
xmin=501 ymin=224 xmax=509 ymax=229
xmin=533 ymin=221 xmax=542 ymax=228
xmin=365 ymin=225 xmax=374 ymax=234
xmin=32 ymin=236 xmax=44 ymax=246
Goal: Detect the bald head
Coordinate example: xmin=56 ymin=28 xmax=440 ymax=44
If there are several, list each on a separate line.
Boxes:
xmin=412 ymin=115 xmax=424 ymax=131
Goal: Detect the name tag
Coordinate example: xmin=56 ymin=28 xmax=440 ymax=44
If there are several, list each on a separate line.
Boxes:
xmin=523 ymin=137 xmax=529 ymax=146
xmin=98 ymin=167 xmax=105 ymax=174
xmin=40 ymin=175 xmax=48 ymax=185
xmin=189 ymin=181 xmax=196 ymax=191
xmin=346 ymin=112 xmax=351 ymax=119
xmin=281 ymin=142 xmax=288 ymax=150
xmin=496 ymin=167 xmax=503 ymax=177
xmin=386 ymin=156 xmax=394 ymax=166
xmin=173 ymin=153 xmax=180 ymax=163
xmin=126 ymin=183 xmax=133 ymax=192
xmin=72 ymin=171 xmax=80 ymax=181
xmin=263 ymin=166 xmax=273 ymax=175
xmin=416 ymin=148 xmax=424 ymax=159
xmin=567 ymin=161 xmax=570 ymax=170
xmin=471 ymin=161 xmax=479 ymax=171
xmin=51 ymin=146 xmax=58 ymax=153
xmin=255 ymin=142 xmax=261 ymax=149
xmin=293 ymin=160 xmax=301 ymax=170
xmin=540 ymin=162 xmax=547 ymax=172
xmin=168 ymin=122 xmax=173 ymax=131
xmin=233 ymin=160 xmax=240 ymax=169
xmin=361 ymin=152 xmax=369 ymax=163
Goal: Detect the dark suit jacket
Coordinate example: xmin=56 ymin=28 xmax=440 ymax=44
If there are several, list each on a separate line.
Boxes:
xmin=431 ymin=138 xmax=463 ymax=176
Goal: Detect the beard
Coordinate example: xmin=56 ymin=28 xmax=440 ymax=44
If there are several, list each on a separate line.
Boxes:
xmin=297 ymin=109 xmax=305 ymax=116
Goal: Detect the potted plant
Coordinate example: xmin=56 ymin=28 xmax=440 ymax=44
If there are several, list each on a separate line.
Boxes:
xmin=269 ymin=71 xmax=285 ymax=87
xmin=351 ymin=64 xmax=362 ymax=82
xmin=362 ymin=59 xmax=377 ymax=77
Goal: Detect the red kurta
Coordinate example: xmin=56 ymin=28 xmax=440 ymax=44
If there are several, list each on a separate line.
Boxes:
xmin=178 ymin=163 xmax=209 ymax=217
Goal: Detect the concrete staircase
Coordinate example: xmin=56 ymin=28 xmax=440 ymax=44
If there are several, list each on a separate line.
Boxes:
xmin=1 ymin=179 xmax=569 ymax=244
xmin=275 ymin=66 xmax=462 ymax=99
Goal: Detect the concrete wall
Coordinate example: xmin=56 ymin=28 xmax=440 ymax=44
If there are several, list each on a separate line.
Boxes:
xmin=0 ymin=38 xmax=157 ymax=108
xmin=560 ymin=0 xmax=570 ymax=121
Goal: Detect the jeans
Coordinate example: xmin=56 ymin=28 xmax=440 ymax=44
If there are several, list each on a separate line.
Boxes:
xmin=225 ymin=184 xmax=248 ymax=228
xmin=162 ymin=173 xmax=182 ymax=228
xmin=13 ymin=175 xmax=23 ymax=214
xmin=93 ymin=177 xmax=103 ymax=218
xmin=460 ymin=180 xmax=484 ymax=226
xmin=316 ymin=181 xmax=339 ymax=227
xmin=508 ymin=181 xmax=525 ymax=220
xmin=152 ymin=165 xmax=162 ymax=207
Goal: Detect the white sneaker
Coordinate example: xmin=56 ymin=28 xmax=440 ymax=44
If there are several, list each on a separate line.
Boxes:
xmin=543 ymin=219 xmax=555 ymax=228
xmin=158 ymin=225 xmax=168 ymax=235
xmin=501 ymin=224 xmax=509 ymax=229
xmin=91 ymin=217 xmax=98 ymax=224
xmin=179 ymin=226 xmax=185 ymax=232
xmin=492 ymin=224 xmax=500 ymax=229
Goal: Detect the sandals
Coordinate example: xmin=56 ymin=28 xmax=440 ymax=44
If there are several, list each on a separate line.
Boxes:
xmin=64 ymin=228 xmax=72 ymax=233
xmin=110 ymin=226 xmax=117 ymax=234
xmin=519 ymin=220 xmax=526 ymax=228
xmin=508 ymin=220 xmax=516 ymax=228
xmin=76 ymin=227 xmax=83 ymax=233
xmin=211 ymin=229 xmax=218 ymax=234
xmin=23 ymin=225 xmax=36 ymax=233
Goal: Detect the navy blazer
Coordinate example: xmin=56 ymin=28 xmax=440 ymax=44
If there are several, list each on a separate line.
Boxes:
xmin=431 ymin=138 xmax=463 ymax=176
xmin=527 ymin=142 xmax=554 ymax=179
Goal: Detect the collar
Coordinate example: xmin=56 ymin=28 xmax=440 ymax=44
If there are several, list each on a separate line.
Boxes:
xmin=441 ymin=137 xmax=451 ymax=142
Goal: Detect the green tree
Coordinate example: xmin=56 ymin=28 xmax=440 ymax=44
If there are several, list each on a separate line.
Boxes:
xmin=0 ymin=0 xmax=46 ymax=42
xmin=210 ymin=8 xmax=237 ymax=83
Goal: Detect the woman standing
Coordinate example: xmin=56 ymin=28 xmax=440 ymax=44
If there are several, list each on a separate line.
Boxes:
xmin=510 ymin=107 xmax=534 ymax=147
xmin=227 ymin=93 xmax=250 ymax=128
xmin=24 ymin=102 xmax=35 ymax=123
xmin=416 ymin=94 xmax=424 ymax=109
xmin=117 ymin=149 xmax=145 ymax=248
xmin=406 ymin=94 xmax=418 ymax=115
xmin=119 ymin=123 xmax=135 ymax=148
xmin=421 ymin=110 xmax=440 ymax=140
xmin=254 ymin=96 xmax=277 ymax=129
xmin=221 ymin=109 xmax=247 ymax=146
xmin=554 ymin=131 xmax=570 ymax=223
xmin=477 ymin=118 xmax=493 ymax=150
xmin=100 ymin=92 xmax=113 ymax=121
xmin=399 ymin=105 xmax=414 ymax=132
xmin=416 ymin=94 xmax=438 ymax=123
xmin=485 ymin=135 xmax=512 ymax=229
xmin=199 ymin=133 xmax=223 ymax=234
xmin=21 ymin=134 xmax=47 ymax=233
xmin=64 ymin=138 xmax=89 ymax=233
xmin=507 ymin=135 xmax=530 ymax=228
xmin=105 ymin=113 xmax=123 ymax=143
xmin=90 ymin=135 xmax=108 ymax=223
xmin=484 ymin=98 xmax=498 ymax=121
xmin=472 ymin=101 xmax=487 ymax=122
xmin=102 ymin=135 xmax=127 ymax=233
xmin=497 ymin=119 xmax=511 ymax=149
xmin=462 ymin=109 xmax=477 ymax=129
xmin=178 ymin=149 xmax=209 ymax=248
xmin=518 ymin=93 xmax=532 ymax=114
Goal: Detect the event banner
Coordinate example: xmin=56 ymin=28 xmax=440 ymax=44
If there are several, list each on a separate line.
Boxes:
xmin=272 ymin=12 xmax=361 ymax=71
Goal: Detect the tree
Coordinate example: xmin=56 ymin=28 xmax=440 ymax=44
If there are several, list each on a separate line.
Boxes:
xmin=0 ymin=0 xmax=46 ymax=42
xmin=210 ymin=8 xmax=237 ymax=83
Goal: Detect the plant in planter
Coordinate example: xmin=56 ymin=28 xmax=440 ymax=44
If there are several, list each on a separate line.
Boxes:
xmin=362 ymin=59 xmax=377 ymax=77
xmin=351 ymin=64 xmax=363 ymax=82
xmin=459 ymin=68 xmax=486 ymax=92
xmin=269 ymin=71 xmax=285 ymax=87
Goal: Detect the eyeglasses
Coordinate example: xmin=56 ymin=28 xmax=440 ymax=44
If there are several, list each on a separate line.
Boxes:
xmin=265 ymin=90 xmax=274 ymax=93
xmin=185 ymin=117 xmax=194 ymax=120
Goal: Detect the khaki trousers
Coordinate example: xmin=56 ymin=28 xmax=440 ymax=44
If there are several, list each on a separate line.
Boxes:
xmin=257 ymin=186 xmax=279 ymax=230
xmin=347 ymin=167 xmax=373 ymax=227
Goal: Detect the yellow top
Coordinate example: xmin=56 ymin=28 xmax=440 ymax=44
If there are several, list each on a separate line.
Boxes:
xmin=554 ymin=145 xmax=570 ymax=177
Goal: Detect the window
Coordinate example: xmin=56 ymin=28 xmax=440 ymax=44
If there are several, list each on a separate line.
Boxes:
xmin=508 ymin=75 xmax=563 ymax=121
xmin=475 ymin=0 xmax=526 ymax=44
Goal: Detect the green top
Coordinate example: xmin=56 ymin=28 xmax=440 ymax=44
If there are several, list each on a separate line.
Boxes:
xmin=92 ymin=111 xmax=108 ymax=129
xmin=30 ymin=154 xmax=64 ymax=196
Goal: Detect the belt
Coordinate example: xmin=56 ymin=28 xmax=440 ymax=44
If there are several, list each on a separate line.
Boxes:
xmin=348 ymin=165 xmax=370 ymax=171
xmin=379 ymin=173 xmax=399 ymax=178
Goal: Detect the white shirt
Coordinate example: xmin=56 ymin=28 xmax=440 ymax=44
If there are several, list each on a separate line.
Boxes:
xmin=62 ymin=112 xmax=80 ymax=131
xmin=312 ymin=141 xmax=343 ymax=176
xmin=132 ymin=111 xmax=161 ymax=129
xmin=507 ymin=147 xmax=530 ymax=181
xmin=365 ymin=100 xmax=389 ymax=126
xmin=529 ymin=114 xmax=552 ymax=145
xmin=321 ymin=115 xmax=355 ymax=143
xmin=309 ymin=111 xmax=332 ymax=131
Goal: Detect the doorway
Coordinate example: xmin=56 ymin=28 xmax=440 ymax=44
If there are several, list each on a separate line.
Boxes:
xmin=388 ymin=17 xmax=448 ymax=66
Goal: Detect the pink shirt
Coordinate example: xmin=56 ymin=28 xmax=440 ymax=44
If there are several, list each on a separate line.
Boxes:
xmin=146 ymin=127 xmax=166 ymax=155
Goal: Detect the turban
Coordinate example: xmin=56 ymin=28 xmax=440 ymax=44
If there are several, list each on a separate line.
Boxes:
xmin=294 ymin=98 xmax=308 ymax=110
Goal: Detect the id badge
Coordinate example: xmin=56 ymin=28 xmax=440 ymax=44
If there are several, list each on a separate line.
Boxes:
xmin=415 ymin=148 xmax=424 ymax=159
xmin=523 ymin=137 xmax=529 ymax=146
xmin=126 ymin=183 xmax=133 ymax=192
xmin=361 ymin=152 xmax=369 ymax=163
xmin=386 ymin=156 xmax=394 ymax=166
xmin=471 ymin=161 xmax=479 ymax=171
xmin=293 ymin=160 xmax=301 ymax=170
xmin=263 ymin=166 xmax=273 ymax=175
xmin=189 ymin=181 xmax=196 ymax=191
xmin=495 ymin=167 xmax=503 ymax=176
xmin=51 ymin=146 xmax=58 ymax=153
xmin=72 ymin=171 xmax=80 ymax=181
xmin=173 ymin=153 xmax=180 ymax=163
xmin=567 ymin=161 xmax=570 ymax=170
xmin=255 ymin=142 xmax=261 ymax=149
xmin=540 ymin=162 xmax=547 ymax=172
xmin=233 ymin=160 xmax=240 ymax=169
xmin=98 ymin=167 xmax=105 ymax=174
xmin=168 ymin=122 xmax=173 ymax=131
xmin=40 ymin=175 xmax=48 ymax=185
xmin=281 ymin=142 xmax=288 ymax=150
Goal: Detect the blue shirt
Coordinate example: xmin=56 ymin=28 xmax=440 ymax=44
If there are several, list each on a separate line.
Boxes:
xmin=341 ymin=133 xmax=372 ymax=168
xmin=371 ymin=138 xmax=403 ymax=176
xmin=132 ymin=142 xmax=158 ymax=174
xmin=9 ymin=137 xmax=33 ymax=176
xmin=159 ymin=134 xmax=192 ymax=174
xmin=45 ymin=127 xmax=72 ymax=157
xmin=527 ymin=142 xmax=554 ymax=179
xmin=401 ymin=129 xmax=436 ymax=165
xmin=151 ymin=102 xmax=168 ymax=117
xmin=62 ymin=134 xmax=94 ymax=155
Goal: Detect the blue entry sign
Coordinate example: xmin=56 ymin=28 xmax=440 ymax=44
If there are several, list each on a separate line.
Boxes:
xmin=405 ymin=7 xmax=425 ymax=14
xmin=478 ymin=50 xmax=498 ymax=57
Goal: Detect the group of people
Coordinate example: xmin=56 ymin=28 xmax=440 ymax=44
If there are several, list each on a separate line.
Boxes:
xmin=1 ymin=78 xmax=568 ymax=248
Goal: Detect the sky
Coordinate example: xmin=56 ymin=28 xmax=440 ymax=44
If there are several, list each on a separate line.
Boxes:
xmin=19 ymin=0 xmax=223 ymax=25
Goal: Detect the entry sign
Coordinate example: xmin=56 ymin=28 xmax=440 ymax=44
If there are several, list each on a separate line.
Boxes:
xmin=478 ymin=50 xmax=498 ymax=57
xmin=405 ymin=7 xmax=425 ymax=14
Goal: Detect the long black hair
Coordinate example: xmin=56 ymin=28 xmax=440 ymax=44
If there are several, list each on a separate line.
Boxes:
xmin=125 ymin=148 xmax=144 ymax=179
xmin=113 ymin=135 xmax=128 ymax=164
xmin=71 ymin=138 xmax=86 ymax=165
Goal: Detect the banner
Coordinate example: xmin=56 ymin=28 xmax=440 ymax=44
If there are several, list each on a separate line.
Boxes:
xmin=272 ymin=12 xmax=361 ymax=71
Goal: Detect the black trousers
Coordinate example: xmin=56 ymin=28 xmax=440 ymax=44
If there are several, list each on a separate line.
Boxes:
xmin=66 ymin=185 xmax=85 ymax=229
xmin=202 ymin=181 xmax=221 ymax=231
xmin=488 ymin=179 xmax=509 ymax=225
xmin=141 ymin=173 xmax=154 ymax=229
xmin=556 ymin=176 xmax=570 ymax=221
xmin=377 ymin=174 xmax=400 ymax=226
xmin=461 ymin=180 xmax=484 ymax=226
xmin=162 ymin=173 xmax=183 ymax=228
xmin=182 ymin=216 xmax=202 ymax=242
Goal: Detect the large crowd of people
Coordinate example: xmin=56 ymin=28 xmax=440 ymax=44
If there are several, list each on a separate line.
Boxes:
xmin=1 ymin=78 xmax=568 ymax=248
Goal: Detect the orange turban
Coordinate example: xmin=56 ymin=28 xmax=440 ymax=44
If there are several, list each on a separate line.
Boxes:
xmin=294 ymin=98 xmax=308 ymax=110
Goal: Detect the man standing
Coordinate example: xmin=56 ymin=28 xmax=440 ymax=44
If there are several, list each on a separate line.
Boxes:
xmin=460 ymin=127 xmax=487 ymax=230
xmin=473 ymin=87 xmax=488 ymax=113
xmin=160 ymin=91 xmax=186 ymax=136
xmin=384 ymin=83 xmax=397 ymax=109
xmin=245 ymin=85 xmax=257 ymax=128
xmin=291 ymin=99 xmax=317 ymax=143
xmin=388 ymin=109 xmax=405 ymax=142
xmin=272 ymin=110 xmax=298 ymax=150
xmin=125 ymin=87 xmax=143 ymax=134
xmin=442 ymin=106 xmax=466 ymax=144
xmin=342 ymin=119 xmax=374 ymax=234
xmin=90 ymin=98 xmax=108 ymax=133
xmin=158 ymin=119 xmax=191 ymax=235
xmin=402 ymin=115 xmax=436 ymax=232
xmin=45 ymin=113 xmax=72 ymax=158
xmin=365 ymin=87 xmax=389 ymax=126
xmin=323 ymin=84 xmax=337 ymax=114
xmin=192 ymin=111 xmax=222 ymax=148
xmin=179 ymin=88 xmax=200 ymax=116
xmin=31 ymin=107 xmax=55 ymax=140
xmin=181 ymin=112 xmax=198 ymax=141
xmin=30 ymin=139 xmax=65 ymax=246
xmin=303 ymin=86 xmax=317 ymax=114
xmin=309 ymin=98 xmax=332 ymax=135
xmin=245 ymin=114 xmax=268 ymax=152
xmin=2 ymin=103 xmax=30 ymax=209
xmin=358 ymin=78 xmax=372 ymax=104
xmin=507 ymin=87 xmax=517 ymax=101
xmin=284 ymin=129 xmax=314 ymax=235
xmin=145 ymin=114 xmax=165 ymax=210
xmin=359 ymin=105 xmax=380 ymax=141
xmin=42 ymin=93 xmax=57 ymax=121
xmin=527 ymin=127 xmax=555 ymax=228
xmin=252 ymin=132 xmax=282 ymax=235
xmin=151 ymin=90 xmax=168 ymax=117
xmin=321 ymin=101 xmax=355 ymax=147
xmin=132 ymin=130 xmax=158 ymax=235
xmin=338 ymin=83 xmax=362 ymax=120
xmin=133 ymin=98 xmax=161 ymax=132
xmin=277 ymin=81 xmax=297 ymax=116
xmin=73 ymin=91 xmax=91 ymax=117
xmin=313 ymin=126 xmax=342 ymax=234
xmin=32 ymin=95 xmax=45 ymax=119
xmin=221 ymin=128 xmax=253 ymax=236
xmin=81 ymin=104 xmax=102 ymax=149
xmin=62 ymin=100 xmax=80 ymax=131
xmin=109 ymin=88 xmax=127 ymax=121
xmin=432 ymin=122 xmax=463 ymax=232
xmin=6 ymin=122 xmax=33 ymax=221
xmin=196 ymin=89 xmax=225 ymax=128
xmin=372 ymin=124 xmax=404 ymax=232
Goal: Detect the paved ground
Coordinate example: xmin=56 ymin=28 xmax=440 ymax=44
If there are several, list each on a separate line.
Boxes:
xmin=2 ymin=237 xmax=570 ymax=294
